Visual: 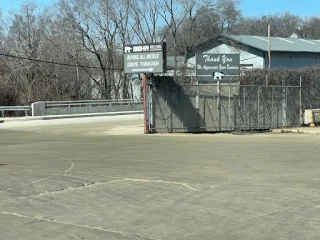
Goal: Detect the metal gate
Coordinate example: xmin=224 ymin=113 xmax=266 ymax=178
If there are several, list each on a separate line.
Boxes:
xmin=147 ymin=82 xmax=302 ymax=133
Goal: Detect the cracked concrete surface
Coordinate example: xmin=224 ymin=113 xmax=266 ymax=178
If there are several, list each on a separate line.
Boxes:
xmin=1 ymin=115 xmax=320 ymax=239
xmin=0 ymin=211 xmax=158 ymax=240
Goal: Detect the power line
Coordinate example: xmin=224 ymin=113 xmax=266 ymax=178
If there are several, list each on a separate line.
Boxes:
xmin=0 ymin=52 xmax=124 ymax=70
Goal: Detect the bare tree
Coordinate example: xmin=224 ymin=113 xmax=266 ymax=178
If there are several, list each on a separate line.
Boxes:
xmin=274 ymin=12 xmax=301 ymax=38
xmin=216 ymin=0 xmax=242 ymax=34
xmin=235 ymin=12 xmax=302 ymax=38
xmin=157 ymin=0 xmax=242 ymax=83
xmin=5 ymin=3 xmax=53 ymax=103
xmin=158 ymin=0 xmax=218 ymax=77
xmin=297 ymin=17 xmax=320 ymax=39
xmin=59 ymin=0 xmax=130 ymax=99
xmin=127 ymin=0 xmax=162 ymax=43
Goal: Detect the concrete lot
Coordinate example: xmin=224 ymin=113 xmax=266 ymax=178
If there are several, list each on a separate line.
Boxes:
xmin=0 ymin=115 xmax=319 ymax=239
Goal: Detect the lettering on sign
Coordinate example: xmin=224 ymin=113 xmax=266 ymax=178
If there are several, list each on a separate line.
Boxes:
xmin=127 ymin=55 xmax=139 ymax=60
xmin=133 ymin=45 xmax=149 ymax=52
xmin=196 ymin=54 xmax=240 ymax=81
xmin=124 ymin=43 xmax=166 ymax=73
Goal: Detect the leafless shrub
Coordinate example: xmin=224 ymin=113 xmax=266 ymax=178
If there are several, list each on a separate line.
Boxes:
xmin=237 ymin=67 xmax=320 ymax=109
xmin=0 ymin=84 xmax=17 ymax=107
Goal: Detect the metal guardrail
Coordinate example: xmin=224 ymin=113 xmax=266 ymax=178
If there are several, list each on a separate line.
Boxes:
xmin=0 ymin=106 xmax=31 ymax=117
xmin=45 ymin=99 xmax=143 ymax=108
xmin=1 ymin=99 xmax=143 ymax=118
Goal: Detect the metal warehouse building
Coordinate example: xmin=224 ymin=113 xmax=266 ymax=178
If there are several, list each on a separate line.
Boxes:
xmin=149 ymin=35 xmax=319 ymax=133
xmin=187 ymin=35 xmax=320 ymax=70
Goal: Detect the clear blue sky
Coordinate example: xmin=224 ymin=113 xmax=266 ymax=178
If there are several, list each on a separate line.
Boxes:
xmin=0 ymin=0 xmax=320 ymax=18
xmin=240 ymin=0 xmax=320 ymax=17
xmin=0 ymin=0 xmax=58 ymax=13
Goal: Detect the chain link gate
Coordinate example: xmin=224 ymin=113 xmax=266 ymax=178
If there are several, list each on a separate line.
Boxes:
xmin=147 ymin=81 xmax=302 ymax=133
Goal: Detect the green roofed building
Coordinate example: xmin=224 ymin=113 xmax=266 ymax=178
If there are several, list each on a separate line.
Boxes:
xmin=187 ymin=35 xmax=320 ymax=70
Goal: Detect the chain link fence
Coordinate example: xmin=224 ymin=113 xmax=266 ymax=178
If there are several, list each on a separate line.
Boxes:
xmin=148 ymin=77 xmax=301 ymax=133
xmin=237 ymin=68 xmax=320 ymax=110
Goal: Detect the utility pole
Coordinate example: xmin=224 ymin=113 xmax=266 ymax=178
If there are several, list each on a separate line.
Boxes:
xmin=268 ymin=24 xmax=271 ymax=69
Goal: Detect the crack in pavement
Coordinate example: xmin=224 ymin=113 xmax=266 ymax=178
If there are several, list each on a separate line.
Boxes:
xmin=4 ymin=181 xmax=98 ymax=203
xmin=0 ymin=211 xmax=160 ymax=240
xmin=121 ymin=178 xmax=200 ymax=191
xmin=6 ymin=178 xmax=202 ymax=202
xmin=2 ymin=177 xmax=218 ymax=206
xmin=0 ymin=156 xmax=74 ymax=194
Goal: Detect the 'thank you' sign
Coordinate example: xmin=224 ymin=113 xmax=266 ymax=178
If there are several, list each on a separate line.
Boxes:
xmin=124 ymin=42 xmax=166 ymax=74
xmin=196 ymin=54 xmax=240 ymax=81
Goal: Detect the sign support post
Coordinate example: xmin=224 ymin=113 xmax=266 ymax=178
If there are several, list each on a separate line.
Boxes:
xmin=143 ymin=73 xmax=148 ymax=134
xmin=123 ymin=42 xmax=166 ymax=134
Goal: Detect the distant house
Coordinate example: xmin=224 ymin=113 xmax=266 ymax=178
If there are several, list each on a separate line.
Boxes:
xmin=187 ymin=35 xmax=320 ymax=70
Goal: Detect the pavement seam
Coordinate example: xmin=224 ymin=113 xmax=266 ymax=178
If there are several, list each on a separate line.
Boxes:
xmin=0 ymin=211 xmax=160 ymax=240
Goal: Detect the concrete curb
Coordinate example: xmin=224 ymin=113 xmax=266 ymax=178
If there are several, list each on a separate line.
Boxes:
xmin=272 ymin=127 xmax=320 ymax=134
xmin=0 ymin=111 xmax=144 ymax=123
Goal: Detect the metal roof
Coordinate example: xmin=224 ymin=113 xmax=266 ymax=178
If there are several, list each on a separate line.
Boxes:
xmin=224 ymin=35 xmax=320 ymax=53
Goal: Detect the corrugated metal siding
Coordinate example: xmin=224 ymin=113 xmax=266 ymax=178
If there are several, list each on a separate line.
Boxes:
xmin=270 ymin=52 xmax=320 ymax=69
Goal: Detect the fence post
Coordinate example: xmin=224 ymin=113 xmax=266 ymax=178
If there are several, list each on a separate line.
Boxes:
xmin=196 ymin=81 xmax=200 ymax=110
xmin=196 ymin=81 xmax=200 ymax=129
xmin=300 ymin=76 xmax=303 ymax=125
xmin=243 ymin=87 xmax=246 ymax=127
xmin=282 ymin=80 xmax=287 ymax=126
xmin=234 ymin=93 xmax=237 ymax=130
xmin=147 ymin=81 xmax=153 ymax=131
xmin=217 ymin=81 xmax=221 ymax=131
xmin=271 ymin=86 xmax=274 ymax=127
xmin=262 ymin=87 xmax=266 ymax=127
xmin=265 ymin=75 xmax=268 ymax=86
xmin=165 ymin=84 xmax=168 ymax=132
xmin=228 ymin=80 xmax=231 ymax=128
xmin=258 ymin=86 xmax=260 ymax=127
